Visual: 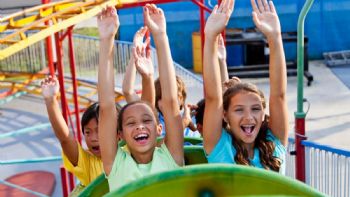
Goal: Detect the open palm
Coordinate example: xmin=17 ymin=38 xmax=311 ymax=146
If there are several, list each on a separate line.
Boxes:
xmin=133 ymin=47 xmax=154 ymax=77
xmin=251 ymin=0 xmax=281 ymax=38
xmin=41 ymin=76 xmax=59 ymax=99
xmin=217 ymin=34 xmax=227 ymax=60
xmin=133 ymin=26 xmax=148 ymax=46
xmin=205 ymin=0 xmax=235 ymax=37
xmin=97 ymin=6 xmax=120 ymax=39
xmin=144 ymin=4 xmax=166 ymax=35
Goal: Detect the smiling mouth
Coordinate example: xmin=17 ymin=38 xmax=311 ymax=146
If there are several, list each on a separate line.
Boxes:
xmin=241 ymin=125 xmax=255 ymax=135
xmin=134 ymin=133 xmax=149 ymax=143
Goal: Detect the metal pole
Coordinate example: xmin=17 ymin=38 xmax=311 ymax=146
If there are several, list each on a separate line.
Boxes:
xmin=199 ymin=0 xmax=205 ymax=71
xmin=42 ymin=0 xmax=55 ymax=76
xmin=56 ymin=31 xmax=75 ymax=194
xmin=54 ymin=32 xmax=68 ymax=123
xmin=68 ymin=27 xmax=82 ymax=144
xmin=60 ymin=166 xmax=69 ymax=197
xmin=295 ymin=0 xmax=315 ymax=182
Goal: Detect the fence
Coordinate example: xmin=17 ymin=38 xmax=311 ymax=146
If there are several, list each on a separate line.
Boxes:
xmin=68 ymin=35 xmax=203 ymax=103
xmin=285 ymin=138 xmax=296 ymax=179
xmin=303 ymin=141 xmax=350 ymax=197
xmin=0 ymin=38 xmax=46 ymax=73
xmin=285 ymin=138 xmax=350 ymax=197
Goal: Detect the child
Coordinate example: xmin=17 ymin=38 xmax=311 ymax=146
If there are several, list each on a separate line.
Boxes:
xmin=122 ymin=26 xmax=155 ymax=105
xmin=203 ymin=0 xmax=288 ymax=174
xmin=122 ymin=27 xmax=199 ymax=138
xmin=41 ymin=76 xmax=104 ymax=193
xmin=154 ymin=76 xmax=200 ymax=137
xmin=97 ymin=5 xmax=183 ymax=191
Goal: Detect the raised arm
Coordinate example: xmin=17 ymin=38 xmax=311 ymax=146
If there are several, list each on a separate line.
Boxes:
xmin=97 ymin=6 xmax=120 ymax=175
xmin=251 ymin=0 xmax=288 ymax=145
xmin=122 ymin=26 xmax=154 ymax=104
xmin=203 ymin=0 xmax=234 ymax=154
xmin=218 ymin=34 xmax=230 ymax=92
xmin=133 ymin=27 xmax=155 ymax=106
xmin=122 ymin=55 xmax=139 ymax=103
xmin=41 ymin=76 xmax=79 ymax=165
xmin=143 ymin=4 xmax=183 ymax=166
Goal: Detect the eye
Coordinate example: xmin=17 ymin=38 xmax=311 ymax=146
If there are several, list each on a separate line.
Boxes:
xmin=145 ymin=119 xmax=152 ymax=122
xmin=252 ymin=107 xmax=262 ymax=111
xmin=126 ymin=121 xmax=135 ymax=126
xmin=234 ymin=108 xmax=243 ymax=112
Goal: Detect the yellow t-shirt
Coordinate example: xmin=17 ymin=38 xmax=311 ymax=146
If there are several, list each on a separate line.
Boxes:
xmin=62 ymin=143 xmax=103 ymax=186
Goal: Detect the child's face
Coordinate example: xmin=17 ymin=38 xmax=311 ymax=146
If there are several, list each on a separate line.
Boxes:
xmin=121 ymin=103 xmax=160 ymax=155
xmin=224 ymin=92 xmax=264 ymax=146
xmin=84 ymin=118 xmax=101 ymax=157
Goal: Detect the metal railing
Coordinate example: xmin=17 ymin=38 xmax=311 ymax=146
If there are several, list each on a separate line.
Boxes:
xmin=66 ymin=35 xmax=204 ymax=103
xmin=0 ymin=34 xmax=46 ymax=73
xmin=303 ymin=141 xmax=350 ymax=197
xmin=286 ymin=138 xmax=296 ymax=179
xmin=286 ymin=138 xmax=350 ymax=197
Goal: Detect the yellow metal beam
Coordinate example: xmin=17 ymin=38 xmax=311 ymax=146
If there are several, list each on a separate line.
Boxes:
xmin=0 ymin=0 xmax=118 ymax=60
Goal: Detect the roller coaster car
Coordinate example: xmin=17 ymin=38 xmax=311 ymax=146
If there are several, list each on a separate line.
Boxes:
xmin=78 ymin=145 xmax=208 ymax=197
xmin=108 ymin=164 xmax=325 ymax=197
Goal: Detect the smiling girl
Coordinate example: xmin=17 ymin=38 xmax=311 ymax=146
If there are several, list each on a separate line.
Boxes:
xmin=203 ymin=0 xmax=289 ymax=173
xmin=97 ymin=5 xmax=183 ymax=191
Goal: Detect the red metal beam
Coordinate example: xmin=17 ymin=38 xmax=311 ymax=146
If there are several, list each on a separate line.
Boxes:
xmin=117 ymin=0 xmax=211 ymax=13
xmin=117 ymin=0 xmax=184 ymax=9
xmin=199 ymin=0 xmax=205 ymax=73
xmin=55 ymin=32 xmax=69 ymax=123
xmin=68 ymin=172 xmax=75 ymax=192
xmin=190 ymin=0 xmax=211 ymax=13
xmin=60 ymin=166 xmax=69 ymax=197
xmin=68 ymin=27 xmax=82 ymax=144
xmin=42 ymin=0 xmax=55 ymax=76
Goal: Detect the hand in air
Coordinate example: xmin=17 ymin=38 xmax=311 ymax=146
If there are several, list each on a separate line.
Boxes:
xmin=132 ymin=26 xmax=154 ymax=77
xmin=143 ymin=4 xmax=166 ymax=36
xmin=217 ymin=34 xmax=227 ymax=60
xmin=204 ymin=0 xmax=235 ymax=37
xmin=97 ymin=6 xmax=120 ymax=40
xmin=41 ymin=76 xmax=59 ymax=99
xmin=251 ymin=0 xmax=281 ymax=39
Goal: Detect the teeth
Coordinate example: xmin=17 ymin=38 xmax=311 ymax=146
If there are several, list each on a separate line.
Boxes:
xmin=134 ymin=133 xmax=149 ymax=140
xmin=137 ymin=134 xmax=147 ymax=138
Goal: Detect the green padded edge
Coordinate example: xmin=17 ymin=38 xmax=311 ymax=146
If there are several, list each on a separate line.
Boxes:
xmin=78 ymin=174 xmax=108 ymax=197
xmin=106 ymin=164 xmax=325 ymax=197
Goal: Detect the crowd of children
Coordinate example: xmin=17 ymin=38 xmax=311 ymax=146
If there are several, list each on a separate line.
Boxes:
xmin=41 ymin=0 xmax=289 ymax=194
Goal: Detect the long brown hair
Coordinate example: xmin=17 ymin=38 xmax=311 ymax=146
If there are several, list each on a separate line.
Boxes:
xmin=223 ymin=82 xmax=281 ymax=171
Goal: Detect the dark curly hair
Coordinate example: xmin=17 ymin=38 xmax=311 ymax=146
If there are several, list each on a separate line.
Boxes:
xmin=223 ymin=82 xmax=281 ymax=171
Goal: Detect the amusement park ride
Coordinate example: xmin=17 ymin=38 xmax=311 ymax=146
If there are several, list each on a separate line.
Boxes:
xmin=0 ymin=0 xmax=322 ymax=196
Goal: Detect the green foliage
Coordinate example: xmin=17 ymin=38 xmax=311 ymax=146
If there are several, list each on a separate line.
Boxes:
xmin=74 ymin=28 xmax=99 ymax=37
